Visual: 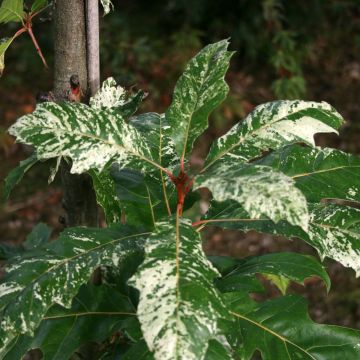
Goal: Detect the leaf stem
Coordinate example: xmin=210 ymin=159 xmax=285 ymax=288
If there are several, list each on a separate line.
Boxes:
xmin=26 ymin=25 xmax=48 ymax=69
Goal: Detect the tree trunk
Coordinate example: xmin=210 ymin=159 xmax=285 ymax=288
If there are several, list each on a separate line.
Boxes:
xmin=54 ymin=0 xmax=98 ymax=227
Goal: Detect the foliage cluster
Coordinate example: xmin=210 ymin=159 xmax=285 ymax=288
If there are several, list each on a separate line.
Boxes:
xmin=1 ymin=39 xmax=360 ymax=359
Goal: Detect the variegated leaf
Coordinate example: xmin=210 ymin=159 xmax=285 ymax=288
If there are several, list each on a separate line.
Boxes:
xmin=203 ymin=100 xmax=344 ymax=172
xmin=203 ymin=201 xmax=360 ymax=276
xmin=0 ymin=226 xmax=147 ymax=356
xmin=129 ymin=219 xmax=232 ymax=360
xmin=99 ymin=0 xmax=113 ymax=15
xmin=227 ymin=294 xmax=360 ymax=360
xmin=90 ymin=77 xmax=145 ymax=118
xmin=89 ymin=167 xmax=123 ymax=224
xmin=255 ymin=144 xmax=360 ymax=203
xmin=194 ymin=164 xmax=309 ymax=230
xmin=8 ymin=102 xmax=165 ymax=175
xmin=2 ymin=284 xmax=135 ymax=360
xmin=166 ymin=39 xmax=233 ymax=160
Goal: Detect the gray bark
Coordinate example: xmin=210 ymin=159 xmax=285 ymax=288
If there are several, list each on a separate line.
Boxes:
xmin=86 ymin=0 xmax=100 ymax=96
xmin=54 ymin=0 xmax=98 ymax=227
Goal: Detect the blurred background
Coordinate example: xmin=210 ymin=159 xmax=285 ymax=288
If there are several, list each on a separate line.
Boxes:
xmin=1 ymin=0 xmax=359 ymax=328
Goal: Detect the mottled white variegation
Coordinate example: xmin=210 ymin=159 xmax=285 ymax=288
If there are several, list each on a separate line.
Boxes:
xmin=195 ymin=164 xmax=309 ymax=230
xmin=130 ymin=219 xmax=231 ymax=360
xmin=99 ymin=0 xmax=113 ymax=15
xmin=0 ymin=227 xmax=146 ymax=356
xmin=90 ymin=77 xmax=126 ymax=110
xmin=204 ymin=100 xmax=344 ymax=171
xmin=8 ymin=102 xmax=162 ymax=174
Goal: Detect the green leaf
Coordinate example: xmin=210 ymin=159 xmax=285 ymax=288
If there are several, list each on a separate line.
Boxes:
xmin=0 ymin=0 xmax=24 ymax=24
xmin=204 ymin=201 xmax=360 ymax=276
xmin=2 ymin=284 xmax=136 ymax=360
xmin=256 ymin=144 xmax=360 ymax=203
xmin=23 ymin=222 xmax=52 ymax=250
xmin=129 ymin=219 xmax=231 ymax=360
xmin=166 ymin=39 xmax=233 ymax=160
xmin=90 ymin=77 xmax=146 ymax=118
xmin=219 ymin=252 xmax=330 ymax=292
xmin=0 ymin=36 xmax=16 ymax=76
xmin=8 ymin=102 xmax=165 ymax=175
xmin=0 ymin=226 xmax=148 ymax=356
xmin=31 ymin=0 xmax=48 ymax=13
xmin=228 ymin=294 xmax=360 ymax=360
xmin=0 ymin=243 xmax=23 ymax=260
xmin=3 ymin=153 xmax=38 ymax=200
xmin=203 ymin=100 xmax=344 ymax=172
xmin=262 ymin=274 xmax=290 ymax=295
xmin=122 ymin=340 xmax=154 ymax=360
xmin=99 ymin=0 xmax=113 ymax=15
xmin=194 ymin=164 xmax=309 ymax=230
xmin=89 ymin=168 xmax=123 ymax=224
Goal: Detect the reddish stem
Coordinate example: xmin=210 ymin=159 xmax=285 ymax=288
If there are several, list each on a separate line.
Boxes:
xmin=13 ymin=27 xmax=27 ymax=39
xmin=27 ymin=25 xmax=48 ymax=69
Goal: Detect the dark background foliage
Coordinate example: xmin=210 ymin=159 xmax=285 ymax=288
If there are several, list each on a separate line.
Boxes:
xmin=0 ymin=0 xmax=359 ymax=328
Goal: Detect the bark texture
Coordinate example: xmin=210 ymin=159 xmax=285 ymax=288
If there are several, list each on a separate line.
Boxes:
xmin=54 ymin=0 xmax=98 ymax=227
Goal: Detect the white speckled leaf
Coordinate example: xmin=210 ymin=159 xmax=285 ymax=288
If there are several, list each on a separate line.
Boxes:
xmin=90 ymin=77 xmax=145 ymax=118
xmin=256 ymin=144 xmax=360 ymax=203
xmin=99 ymin=0 xmax=113 ymax=15
xmin=194 ymin=164 xmax=309 ymax=230
xmin=204 ymin=201 xmax=360 ymax=276
xmin=203 ymin=100 xmax=344 ymax=172
xmin=166 ymin=39 xmax=234 ymax=160
xmin=0 ymin=226 xmax=148 ymax=356
xmin=2 ymin=284 xmax=135 ymax=360
xmin=89 ymin=167 xmax=123 ymax=224
xmin=8 ymin=102 xmax=163 ymax=174
xmin=129 ymin=219 xmax=232 ymax=360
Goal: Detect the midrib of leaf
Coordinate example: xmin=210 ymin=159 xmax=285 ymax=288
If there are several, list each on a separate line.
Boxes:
xmin=43 ymin=310 xmax=136 ymax=320
xmin=2 ymin=232 xmax=151 ymax=310
xmin=202 ymin=118 xmax=279 ymax=172
xmin=230 ymin=309 xmax=316 ymax=359
xmin=180 ymin=59 xmax=213 ymax=161
xmin=2 ymin=7 xmax=24 ymax=22
xmin=159 ymin=115 xmax=172 ymax=215
xmin=36 ymin=120 xmax=170 ymax=175
xmin=146 ymin=185 xmax=156 ymax=227
xmin=175 ymin=210 xmax=181 ymax=359
xmin=292 ymin=165 xmax=360 ymax=179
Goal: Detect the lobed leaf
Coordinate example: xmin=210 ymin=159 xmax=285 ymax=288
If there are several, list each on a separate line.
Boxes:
xmin=227 ymin=294 xmax=360 ymax=360
xmin=2 ymin=284 xmax=136 ymax=360
xmin=8 ymin=102 xmax=163 ymax=175
xmin=194 ymin=164 xmax=309 ymax=230
xmin=0 ymin=226 xmax=147 ymax=356
xmin=204 ymin=201 xmax=360 ymax=276
xmin=203 ymin=100 xmax=344 ymax=172
xmin=256 ymin=144 xmax=360 ymax=203
xmin=166 ymin=39 xmax=233 ymax=160
xmin=212 ymin=252 xmax=331 ymax=293
xmin=129 ymin=218 xmax=232 ymax=360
